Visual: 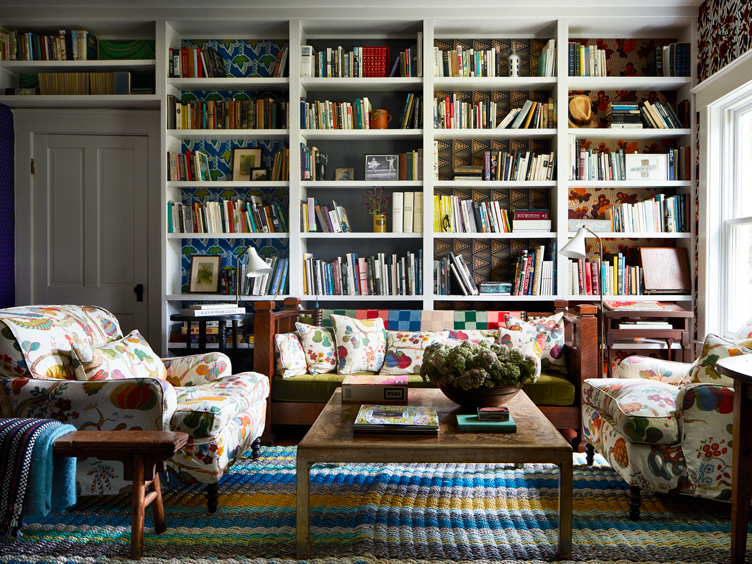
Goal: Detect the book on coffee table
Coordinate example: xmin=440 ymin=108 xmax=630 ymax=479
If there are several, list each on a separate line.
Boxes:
xmin=456 ymin=413 xmax=517 ymax=433
xmin=342 ymin=374 xmax=408 ymax=403
xmin=353 ymin=404 xmax=439 ymax=435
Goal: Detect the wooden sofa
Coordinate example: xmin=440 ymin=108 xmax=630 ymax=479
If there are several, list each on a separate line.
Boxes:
xmin=254 ymin=298 xmax=598 ymax=449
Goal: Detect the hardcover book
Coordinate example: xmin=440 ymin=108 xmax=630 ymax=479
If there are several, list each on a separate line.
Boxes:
xmin=342 ymin=375 xmax=408 ymax=403
xmin=353 ymin=404 xmax=439 ymax=434
xmin=456 ymin=414 xmax=517 ymax=433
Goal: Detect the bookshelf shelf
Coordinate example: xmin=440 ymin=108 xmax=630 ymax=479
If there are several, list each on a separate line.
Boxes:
xmin=167 ymin=77 xmax=289 ymax=91
xmin=0 ymin=59 xmax=157 ymax=73
xmin=169 ymin=233 xmax=289 ymax=239
xmin=568 ymin=232 xmax=692 ymax=239
xmin=301 ymin=295 xmax=424 ymax=302
xmin=433 ymin=129 xmax=556 ymax=140
xmin=567 ymin=128 xmax=692 ymax=140
xmin=300 ymin=129 xmax=422 ymax=141
xmin=301 ymin=180 xmax=423 ymax=188
xmin=167 ymin=181 xmax=290 ymax=188
xmin=569 ymin=180 xmax=692 ymax=188
xmin=432 ymin=77 xmax=556 ymax=91
xmin=434 ymin=294 xmax=555 ymax=302
xmin=0 ymin=94 xmax=160 ymax=109
xmin=435 ymin=232 xmax=556 ymax=239
xmin=167 ymin=129 xmax=289 ymax=140
xmin=567 ymin=76 xmax=691 ymax=91
xmin=167 ymin=294 xmax=289 ymax=301
xmin=300 ymin=77 xmax=422 ymax=92
xmin=567 ymin=294 xmax=693 ymax=302
xmin=434 ymin=181 xmax=557 ymax=188
xmin=302 ymin=232 xmax=423 ymax=239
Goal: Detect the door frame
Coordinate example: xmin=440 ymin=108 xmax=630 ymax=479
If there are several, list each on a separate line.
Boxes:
xmin=14 ymin=109 xmax=162 ymax=351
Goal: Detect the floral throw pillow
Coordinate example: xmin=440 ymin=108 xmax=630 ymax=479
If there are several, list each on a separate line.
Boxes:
xmin=497 ymin=327 xmax=545 ymax=359
xmin=680 ymin=333 xmax=752 ymax=388
xmin=330 ymin=314 xmax=387 ymax=375
xmin=274 ymin=333 xmax=307 ymax=379
xmin=503 ymin=313 xmax=567 ymax=374
xmin=72 ymin=329 xmax=167 ymax=382
xmin=381 ymin=331 xmax=448 ymax=375
xmin=446 ymin=329 xmax=497 ymax=345
xmin=295 ymin=322 xmax=337 ymax=375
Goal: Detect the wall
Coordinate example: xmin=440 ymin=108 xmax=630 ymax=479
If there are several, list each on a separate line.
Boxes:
xmin=0 ymin=105 xmax=13 ymax=308
xmin=698 ymin=0 xmax=752 ymax=82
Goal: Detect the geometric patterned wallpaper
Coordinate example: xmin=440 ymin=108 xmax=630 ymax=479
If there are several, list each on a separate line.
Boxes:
xmin=0 ymin=104 xmax=14 ymax=308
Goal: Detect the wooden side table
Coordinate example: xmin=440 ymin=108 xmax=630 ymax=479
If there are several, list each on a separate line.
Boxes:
xmin=716 ymin=355 xmax=752 ymax=564
xmin=53 ymin=430 xmax=189 ymax=559
xmin=603 ymin=303 xmax=693 ymax=377
xmin=170 ymin=312 xmax=253 ymax=362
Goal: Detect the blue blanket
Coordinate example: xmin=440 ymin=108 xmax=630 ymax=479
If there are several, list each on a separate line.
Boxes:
xmin=26 ymin=423 xmax=77 ymax=517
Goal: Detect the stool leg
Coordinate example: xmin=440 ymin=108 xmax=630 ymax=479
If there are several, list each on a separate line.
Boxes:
xmin=152 ymin=471 xmax=166 ymax=535
xmin=131 ymin=454 xmax=146 ymax=559
xmin=207 ymin=482 xmax=219 ymax=514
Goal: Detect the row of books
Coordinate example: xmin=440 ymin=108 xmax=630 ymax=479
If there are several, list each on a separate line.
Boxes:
xmin=432 ymin=43 xmax=537 ymax=78
xmin=37 ymin=71 xmax=131 ymax=96
xmin=167 ymin=150 xmax=211 ymax=182
xmin=168 ymin=196 xmax=288 ymax=235
xmin=569 ymin=143 xmax=628 ymax=182
xmin=495 ymin=99 xmax=556 ymax=130
xmin=267 ymin=147 xmax=290 ymax=182
xmin=399 ymin=93 xmax=423 ymax=129
xmin=640 ymin=100 xmax=684 ymax=129
xmin=485 ymin=149 xmax=557 ymax=182
xmin=167 ymin=95 xmax=289 ymax=130
xmin=239 ymin=255 xmax=289 ymax=297
xmin=607 ymin=193 xmax=689 ymax=234
xmin=435 ymin=195 xmax=509 ymax=234
xmin=567 ymin=42 xmax=608 ymax=77
xmin=569 ymin=142 xmax=688 ymax=182
xmin=300 ymin=97 xmax=372 ymax=129
xmin=169 ymin=46 xmax=225 ymax=78
xmin=396 ymin=150 xmax=424 ymax=181
xmin=568 ymin=255 xmax=644 ymax=296
xmin=0 ymin=28 xmax=97 ymax=61
xmin=302 ymin=199 xmax=351 ymax=233
xmin=607 ymin=100 xmax=684 ymax=130
xmin=512 ymin=245 xmax=556 ymax=296
xmin=646 ymin=42 xmax=691 ymax=77
xmin=300 ymin=145 xmax=328 ymax=181
xmin=434 ymin=252 xmax=478 ymax=296
xmin=394 ymin=42 xmax=422 ymax=78
xmin=302 ymin=251 xmax=423 ymax=297
xmin=433 ymin=96 xmax=500 ymax=130
xmin=389 ymin=192 xmax=424 ymax=233
xmin=300 ymin=45 xmax=391 ymax=78
xmin=536 ymin=40 xmax=557 ymax=77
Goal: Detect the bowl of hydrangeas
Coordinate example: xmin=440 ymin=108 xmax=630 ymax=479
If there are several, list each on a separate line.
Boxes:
xmin=420 ymin=340 xmax=540 ymax=407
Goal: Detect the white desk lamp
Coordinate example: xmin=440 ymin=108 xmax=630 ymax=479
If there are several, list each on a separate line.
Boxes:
xmin=560 ymin=226 xmax=606 ymax=377
xmin=236 ymin=246 xmax=273 ymax=306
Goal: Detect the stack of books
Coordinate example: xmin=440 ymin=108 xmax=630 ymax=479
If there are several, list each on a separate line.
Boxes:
xmin=452 ymin=165 xmax=483 ymax=180
xmin=607 ymin=102 xmax=642 ymax=129
xmin=179 ymin=304 xmax=246 ymax=317
xmin=512 ymin=209 xmax=551 ymax=232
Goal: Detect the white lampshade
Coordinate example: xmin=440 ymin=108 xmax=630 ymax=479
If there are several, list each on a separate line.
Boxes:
xmin=245 ymin=246 xmax=273 ymax=277
xmin=559 ymin=226 xmax=589 ymax=259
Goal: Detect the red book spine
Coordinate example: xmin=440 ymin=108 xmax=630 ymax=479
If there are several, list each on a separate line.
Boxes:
xmin=584 ymin=259 xmax=593 ymax=295
xmin=513 ymin=211 xmax=550 ymax=219
xmin=577 ymin=258 xmax=585 ymax=294
xmin=180 ymin=47 xmax=189 ymax=78
xmin=522 ymin=255 xmax=533 ymax=295
xmin=590 ymin=260 xmax=600 ymax=295
xmin=197 ymin=48 xmax=203 ymax=78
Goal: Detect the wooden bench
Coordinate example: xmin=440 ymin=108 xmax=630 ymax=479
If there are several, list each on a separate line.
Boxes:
xmin=53 ymin=430 xmax=189 ymax=559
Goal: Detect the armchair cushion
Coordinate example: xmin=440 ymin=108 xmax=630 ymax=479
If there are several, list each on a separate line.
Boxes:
xmin=162 ymin=352 xmax=232 ymax=386
xmin=681 ymin=333 xmax=752 ymax=388
xmin=582 ymin=378 xmax=681 ymax=445
xmin=618 ymin=356 xmax=692 ymax=385
xmin=72 ymin=330 xmax=166 ymax=382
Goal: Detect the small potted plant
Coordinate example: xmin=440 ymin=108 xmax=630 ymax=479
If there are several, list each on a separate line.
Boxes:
xmin=421 ymin=340 xmax=540 ymax=407
xmin=366 ymin=187 xmax=389 ymax=232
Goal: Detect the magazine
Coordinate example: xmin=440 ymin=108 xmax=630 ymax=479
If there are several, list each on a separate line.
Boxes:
xmin=353 ymin=404 xmax=439 ymax=435
xmin=603 ymin=300 xmax=667 ymax=311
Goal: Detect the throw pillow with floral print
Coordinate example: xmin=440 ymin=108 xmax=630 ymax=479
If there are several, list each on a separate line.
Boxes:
xmin=503 ymin=313 xmax=567 ymax=374
xmin=381 ymin=331 xmax=449 ymax=375
xmin=296 ymin=322 xmax=337 ymax=374
xmin=681 ymin=333 xmax=752 ymax=388
xmin=330 ymin=314 xmax=386 ymax=374
xmin=274 ymin=333 xmax=307 ymax=378
xmin=72 ymin=329 xmax=167 ymax=382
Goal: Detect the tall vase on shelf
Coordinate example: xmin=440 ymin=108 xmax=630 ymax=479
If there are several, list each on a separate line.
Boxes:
xmin=372 ymin=214 xmax=387 ymax=233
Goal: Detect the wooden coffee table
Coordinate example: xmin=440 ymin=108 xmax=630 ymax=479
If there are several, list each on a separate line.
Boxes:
xmin=296 ymin=388 xmax=573 ymax=559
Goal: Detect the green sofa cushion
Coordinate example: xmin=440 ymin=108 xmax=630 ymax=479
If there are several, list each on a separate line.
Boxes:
xmin=271 ymin=372 xmax=436 ymax=403
xmin=522 ymin=372 xmax=576 ymax=407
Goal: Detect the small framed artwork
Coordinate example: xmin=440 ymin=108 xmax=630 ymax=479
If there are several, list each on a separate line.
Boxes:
xmin=232 ymin=148 xmax=263 ymax=181
xmin=196 ymin=151 xmax=211 ymax=181
xmin=365 ymin=154 xmax=399 ymax=180
xmin=189 ymin=255 xmax=222 ymax=293
xmin=624 ymin=153 xmax=668 ymax=181
xmin=251 ymin=167 xmax=269 ymax=181
xmin=335 ymin=167 xmax=355 ymax=181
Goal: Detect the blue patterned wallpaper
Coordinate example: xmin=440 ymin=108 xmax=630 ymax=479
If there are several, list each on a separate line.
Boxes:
xmin=0 ymin=105 xmax=14 ymax=308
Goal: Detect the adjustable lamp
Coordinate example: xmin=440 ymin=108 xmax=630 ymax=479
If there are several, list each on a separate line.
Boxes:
xmin=560 ymin=226 xmax=606 ymax=377
xmin=236 ymin=246 xmax=273 ymax=307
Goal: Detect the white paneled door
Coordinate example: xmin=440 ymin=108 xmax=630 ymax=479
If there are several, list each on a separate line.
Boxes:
xmin=33 ymin=134 xmax=148 ymax=336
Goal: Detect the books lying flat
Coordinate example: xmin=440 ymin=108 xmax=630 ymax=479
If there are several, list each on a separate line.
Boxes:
xmin=604 ymin=300 xmax=667 ymax=311
xmin=342 ymin=375 xmax=408 ymax=403
xmin=456 ymin=414 xmax=517 ymax=433
xmin=353 ymin=404 xmax=439 ymax=435
xmin=189 ymin=303 xmax=238 ymax=310
xmin=179 ymin=306 xmax=246 ymax=316
xmin=618 ymin=322 xmax=673 ymax=330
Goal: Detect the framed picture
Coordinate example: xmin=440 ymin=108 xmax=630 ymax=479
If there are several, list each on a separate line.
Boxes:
xmin=189 ymin=255 xmax=221 ymax=293
xmin=335 ymin=167 xmax=355 ymax=181
xmin=624 ymin=153 xmax=668 ymax=181
xmin=365 ymin=154 xmax=399 ymax=180
xmin=232 ymin=148 xmax=263 ymax=181
xmin=251 ymin=167 xmax=269 ymax=181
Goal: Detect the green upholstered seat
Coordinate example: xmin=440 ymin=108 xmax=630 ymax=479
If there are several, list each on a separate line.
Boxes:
xmin=522 ymin=371 xmax=576 ymax=407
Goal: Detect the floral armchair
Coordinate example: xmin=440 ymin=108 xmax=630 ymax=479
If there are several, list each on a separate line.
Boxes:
xmin=0 ymin=305 xmax=269 ymax=512
xmin=581 ymin=319 xmax=752 ymax=520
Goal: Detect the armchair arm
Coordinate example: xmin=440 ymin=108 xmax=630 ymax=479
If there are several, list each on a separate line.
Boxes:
xmin=675 ymin=383 xmax=734 ymax=499
xmin=618 ymin=356 xmax=692 ymax=385
xmin=0 ymin=376 xmax=177 ymax=431
xmin=162 ymin=352 xmax=232 ymax=386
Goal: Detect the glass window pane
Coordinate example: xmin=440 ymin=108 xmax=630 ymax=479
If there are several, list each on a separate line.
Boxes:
xmin=727 ymin=221 xmax=752 ymax=333
xmin=739 ymin=110 xmax=752 ymax=218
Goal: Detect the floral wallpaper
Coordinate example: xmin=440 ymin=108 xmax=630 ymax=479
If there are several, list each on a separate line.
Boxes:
xmin=697 ymin=0 xmax=752 ymax=83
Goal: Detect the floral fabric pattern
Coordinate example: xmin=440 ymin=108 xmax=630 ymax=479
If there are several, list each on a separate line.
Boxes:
xmin=72 ymin=330 xmax=166 ymax=382
xmin=330 ymin=314 xmax=386 ymax=375
xmin=504 ymin=313 xmax=567 ymax=374
xmin=381 ymin=331 xmax=448 ymax=375
xmin=733 ymin=318 xmax=752 ymax=340
xmin=496 ymin=327 xmax=544 ymax=359
xmin=446 ymin=329 xmax=497 ymax=344
xmin=618 ymin=356 xmax=692 ymax=385
xmin=162 ymin=352 xmax=232 ymax=387
xmin=682 ymin=333 xmax=752 ymax=388
xmin=274 ymin=333 xmax=307 ymax=378
xmin=582 ymin=378 xmax=680 ymax=445
xmin=296 ymin=322 xmax=337 ymax=375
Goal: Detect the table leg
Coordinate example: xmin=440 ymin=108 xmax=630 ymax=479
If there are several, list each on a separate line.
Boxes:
xmin=558 ymin=456 xmax=573 ymax=560
xmin=199 ymin=321 xmax=207 ymax=354
xmin=296 ymin=457 xmax=312 ymax=559
xmin=131 ymin=454 xmax=145 ymax=559
xmin=731 ymin=383 xmax=752 ymax=564
xmin=152 ymin=470 xmax=166 ymax=535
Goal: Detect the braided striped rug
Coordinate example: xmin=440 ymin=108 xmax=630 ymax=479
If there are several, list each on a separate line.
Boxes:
xmin=0 ymin=446 xmax=745 ymax=563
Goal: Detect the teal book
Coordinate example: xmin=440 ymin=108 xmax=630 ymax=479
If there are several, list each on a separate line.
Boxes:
xmin=456 ymin=414 xmax=517 ymax=433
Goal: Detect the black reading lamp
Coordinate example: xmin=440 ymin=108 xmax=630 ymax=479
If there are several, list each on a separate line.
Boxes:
xmin=236 ymin=246 xmax=273 ymax=308
xmin=560 ymin=226 xmax=606 ymax=377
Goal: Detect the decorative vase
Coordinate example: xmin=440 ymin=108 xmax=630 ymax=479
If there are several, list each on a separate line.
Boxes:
xmin=372 ymin=214 xmax=387 ymax=232
xmin=507 ymin=46 xmax=520 ymax=77
xmin=437 ymin=381 xmax=521 ymax=408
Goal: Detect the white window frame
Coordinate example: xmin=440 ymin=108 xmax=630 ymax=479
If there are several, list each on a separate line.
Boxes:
xmin=694 ymin=49 xmax=752 ymax=339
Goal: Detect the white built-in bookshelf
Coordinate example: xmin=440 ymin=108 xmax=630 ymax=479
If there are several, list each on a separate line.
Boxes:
xmin=0 ymin=10 xmax=698 ymax=354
